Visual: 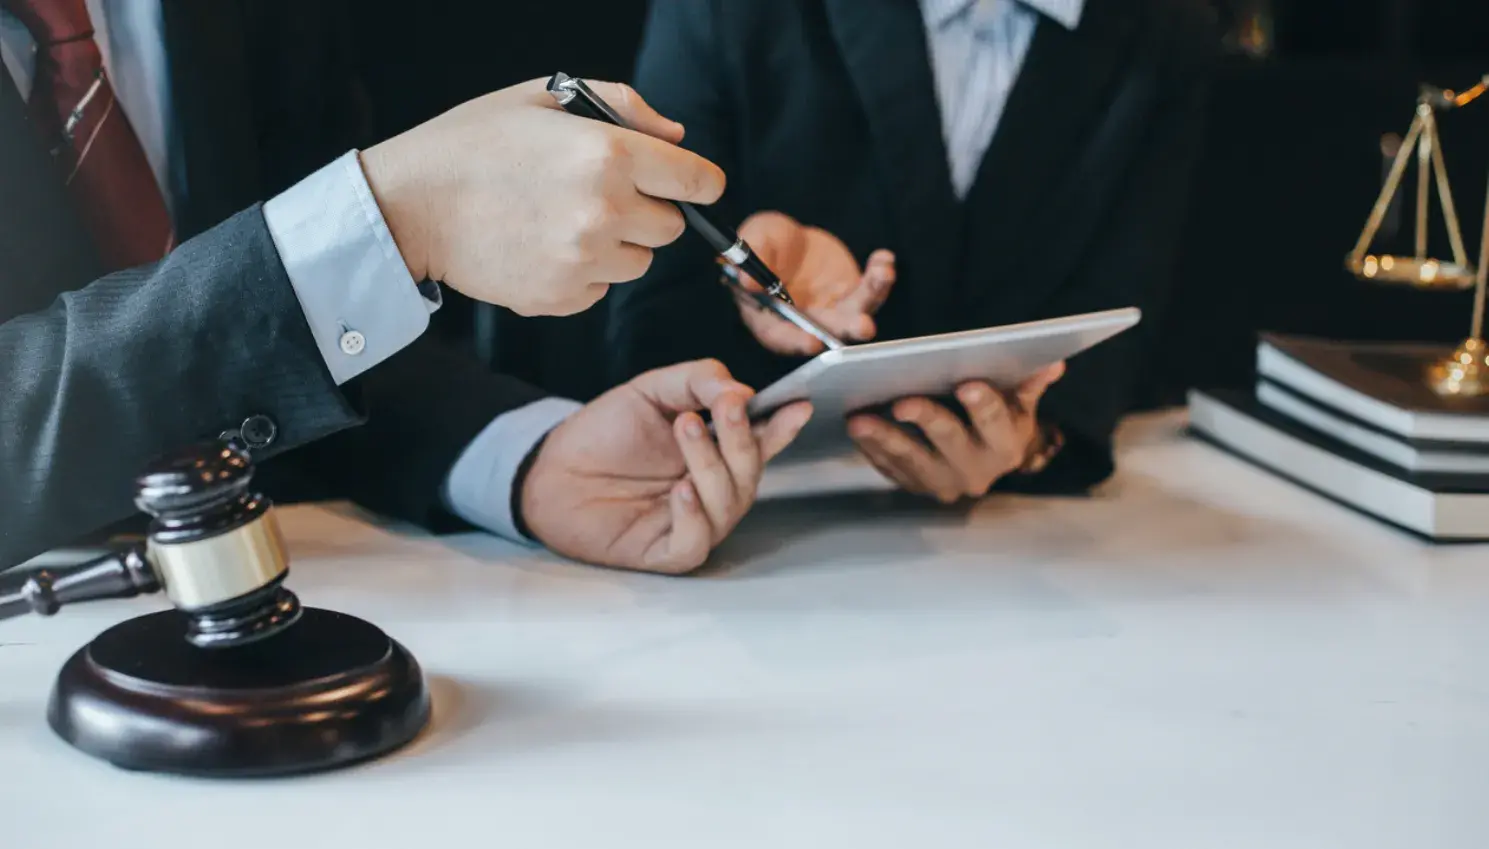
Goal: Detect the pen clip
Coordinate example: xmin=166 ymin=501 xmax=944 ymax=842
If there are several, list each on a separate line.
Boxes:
xmin=548 ymin=72 xmax=632 ymax=129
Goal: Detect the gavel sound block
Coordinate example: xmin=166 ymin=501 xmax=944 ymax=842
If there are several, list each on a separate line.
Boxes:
xmin=0 ymin=441 xmax=431 ymax=777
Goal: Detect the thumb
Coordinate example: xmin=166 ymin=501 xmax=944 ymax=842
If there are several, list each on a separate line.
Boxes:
xmin=1015 ymin=361 xmax=1066 ymax=410
xmin=751 ymin=401 xmax=814 ymax=462
xmin=628 ymin=359 xmax=752 ymax=414
xmin=833 ymin=249 xmax=897 ymax=323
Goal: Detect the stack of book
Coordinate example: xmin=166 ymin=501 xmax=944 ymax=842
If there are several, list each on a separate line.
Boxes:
xmin=1187 ymin=334 xmax=1489 ymax=541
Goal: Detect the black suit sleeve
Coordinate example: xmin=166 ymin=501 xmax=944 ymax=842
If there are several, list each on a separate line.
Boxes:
xmin=0 ymin=203 xmax=555 ymax=567
xmin=0 ymin=206 xmax=363 ymax=567
xmin=1009 ymin=11 xmax=1217 ymax=494
xmin=286 ymin=332 xmax=549 ymax=534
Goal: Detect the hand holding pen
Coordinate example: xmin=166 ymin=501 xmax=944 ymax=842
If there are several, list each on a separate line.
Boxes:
xmin=548 ymin=72 xmax=861 ymax=353
xmin=547 ymin=72 xmax=798 ymax=306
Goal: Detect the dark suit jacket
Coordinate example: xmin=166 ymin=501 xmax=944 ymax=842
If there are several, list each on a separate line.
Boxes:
xmin=608 ymin=0 xmax=1217 ymax=491
xmin=0 ymin=0 xmax=544 ymax=568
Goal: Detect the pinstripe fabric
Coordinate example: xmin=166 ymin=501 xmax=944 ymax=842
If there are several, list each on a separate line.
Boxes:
xmin=0 ymin=205 xmax=364 ymax=568
xmin=919 ymin=0 xmax=1085 ymax=198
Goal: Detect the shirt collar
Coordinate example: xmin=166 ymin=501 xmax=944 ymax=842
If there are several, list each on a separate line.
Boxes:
xmin=921 ymin=0 xmax=1085 ymax=32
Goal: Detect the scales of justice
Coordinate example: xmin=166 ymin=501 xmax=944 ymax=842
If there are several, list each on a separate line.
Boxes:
xmin=1346 ymin=74 xmax=1489 ymax=397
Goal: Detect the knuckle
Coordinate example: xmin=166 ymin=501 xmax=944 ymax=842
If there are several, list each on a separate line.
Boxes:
xmin=553 ymin=239 xmax=589 ymax=273
xmin=699 ymin=357 xmax=729 ymax=380
xmin=603 ymin=134 xmax=631 ymax=170
xmin=575 ymin=199 xmax=617 ymax=237
xmin=614 ymin=84 xmax=641 ymax=116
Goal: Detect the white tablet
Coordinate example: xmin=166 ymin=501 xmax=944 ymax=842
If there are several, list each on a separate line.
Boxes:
xmin=749 ymin=307 xmax=1142 ymax=461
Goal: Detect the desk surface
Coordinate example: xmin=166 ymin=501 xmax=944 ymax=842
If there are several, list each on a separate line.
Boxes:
xmin=4 ymin=412 xmax=1488 ymax=848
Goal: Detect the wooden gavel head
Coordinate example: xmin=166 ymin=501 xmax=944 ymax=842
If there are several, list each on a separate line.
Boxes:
xmin=133 ymin=439 xmax=302 ymax=648
xmin=0 ymin=439 xmax=301 ymax=649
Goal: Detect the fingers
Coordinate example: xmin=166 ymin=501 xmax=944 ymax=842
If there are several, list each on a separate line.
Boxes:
xmin=628 ymin=358 xmax=746 ymax=414
xmin=738 ymin=308 xmax=828 ymax=357
xmin=674 ymin=410 xmax=736 ymax=535
xmin=626 ymin=132 xmax=726 ymax=205
xmin=643 ymin=480 xmax=712 ymax=575
xmin=617 ymin=194 xmax=688 ymax=249
xmin=848 ymin=416 xmax=964 ymax=503
xmin=579 ymin=81 xmax=686 ymax=145
xmin=832 ymin=250 xmax=897 ymax=338
xmin=892 ymin=397 xmax=992 ymax=497
xmin=957 ymin=382 xmax=1027 ymax=476
xmin=711 ymin=394 xmax=763 ymax=504
xmin=849 ymin=422 xmax=926 ymax=495
xmin=593 ymin=241 xmax=655 ymax=284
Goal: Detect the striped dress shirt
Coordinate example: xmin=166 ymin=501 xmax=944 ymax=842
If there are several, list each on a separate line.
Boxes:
xmin=919 ymin=0 xmax=1086 ymax=199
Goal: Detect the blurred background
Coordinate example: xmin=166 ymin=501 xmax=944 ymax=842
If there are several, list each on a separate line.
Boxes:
xmin=354 ymin=0 xmax=1489 ymax=408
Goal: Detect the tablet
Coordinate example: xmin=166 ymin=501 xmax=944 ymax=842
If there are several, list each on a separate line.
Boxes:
xmin=750 ymin=307 xmax=1141 ymax=461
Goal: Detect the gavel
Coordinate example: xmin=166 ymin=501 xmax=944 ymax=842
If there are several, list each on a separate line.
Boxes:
xmin=1 ymin=440 xmax=301 ymax=646
xmin=0 ymin=439 xmax=430 ymax=777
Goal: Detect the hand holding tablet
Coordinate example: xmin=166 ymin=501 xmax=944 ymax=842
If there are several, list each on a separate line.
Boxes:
xmin=747 ymin=308 xmax=1142 ymax=496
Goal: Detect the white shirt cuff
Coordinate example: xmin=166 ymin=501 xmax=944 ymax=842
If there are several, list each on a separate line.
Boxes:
xmin=442 ymin=398 xmax=584 ymax=544
xmin=262 ymin=150 xmax=437 ymax=386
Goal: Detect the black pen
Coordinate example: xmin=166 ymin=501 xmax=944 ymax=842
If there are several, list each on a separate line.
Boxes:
xmin=718 ymin=263 xmax=845 ymax=351
xmin=547 ymin=71 xmax=796 ymax=306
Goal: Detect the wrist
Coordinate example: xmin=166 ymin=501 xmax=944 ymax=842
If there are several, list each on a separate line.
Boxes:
xmin=511 ymin=432 xmax=551 ymax=543
xmin=358 ymin=142 xmax=430 ymax=284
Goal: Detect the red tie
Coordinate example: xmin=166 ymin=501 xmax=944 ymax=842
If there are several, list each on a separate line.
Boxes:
xmin=4 ymin=0 xmax=174 ymax=270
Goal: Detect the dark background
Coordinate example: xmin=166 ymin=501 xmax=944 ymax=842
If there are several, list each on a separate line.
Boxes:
xmin=358 ymin=0 xmax=1489 ymax=407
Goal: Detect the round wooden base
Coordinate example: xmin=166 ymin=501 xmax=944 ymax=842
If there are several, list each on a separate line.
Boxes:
xmin=46 ymin=607 xmax=430 ymax=777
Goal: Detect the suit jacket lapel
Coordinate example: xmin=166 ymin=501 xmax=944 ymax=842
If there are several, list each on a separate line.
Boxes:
xmin=958 ymin=0 xmax=1140 ymax=317
xmin=0 ymin=66 xmax=102 ymax=321
xmin=161 ymin=0 xmax=262 ymax=240
xmin=824 ymin=0 xmax=964 ymax=335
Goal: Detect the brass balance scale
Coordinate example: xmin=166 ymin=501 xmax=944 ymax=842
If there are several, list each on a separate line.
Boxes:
xmin=1346 ymin=75 xmax=1489 ymax=397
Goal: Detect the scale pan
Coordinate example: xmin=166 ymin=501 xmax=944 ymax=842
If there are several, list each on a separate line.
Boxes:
xmin=1347 ymin=254 xmax=1476 ymax=290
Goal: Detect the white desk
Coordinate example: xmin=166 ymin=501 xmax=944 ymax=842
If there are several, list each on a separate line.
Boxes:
xmin=4 ymin=411 xmax=1489 ymax=848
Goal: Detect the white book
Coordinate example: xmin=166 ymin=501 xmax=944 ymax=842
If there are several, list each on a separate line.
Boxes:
xmin=1188 ymin=388 xmax=1489 ymax=542
xmin=1256 ymin=381 xmax=1489 ymax=475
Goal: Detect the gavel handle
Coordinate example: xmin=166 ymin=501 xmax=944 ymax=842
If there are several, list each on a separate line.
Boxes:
xmin=0 ymin=545 xmax=160 ymax=621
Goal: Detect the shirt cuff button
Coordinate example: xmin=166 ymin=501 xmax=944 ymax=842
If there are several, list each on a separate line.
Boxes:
xmin=239 ymin=415 xmax=278 ymax=450
xmin=339 ymin=329 xmax=366 ymax=356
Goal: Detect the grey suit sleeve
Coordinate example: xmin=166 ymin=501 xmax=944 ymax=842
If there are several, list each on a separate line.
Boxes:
xmin=0 ymin=205 xmax=363 ymax=568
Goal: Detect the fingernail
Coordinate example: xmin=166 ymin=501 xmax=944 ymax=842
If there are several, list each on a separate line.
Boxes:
xmin=685 ymin=418 xmax=704 ymax=439
xmin=726 ymin=402 xmax=746 ymax=424
xmin=963 ymin=386 xmax=987 ymax=404
xmin=678 ymin=482 xmax=696 ymax=504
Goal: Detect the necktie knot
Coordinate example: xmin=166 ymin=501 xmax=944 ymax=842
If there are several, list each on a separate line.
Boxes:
xmin=1 ymin=0 xmax=95 ymax=47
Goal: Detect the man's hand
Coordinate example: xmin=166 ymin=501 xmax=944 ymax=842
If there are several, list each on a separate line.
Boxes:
xmin=519 ymin=360 xmax=812 ymax=574
xmin=846 ymin=363 xmax=1066 ymax=503
xmin=734 ymin=211 xmax=896 ymax=355
xmin=361 ymin=78 xmax=725 ymax=317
